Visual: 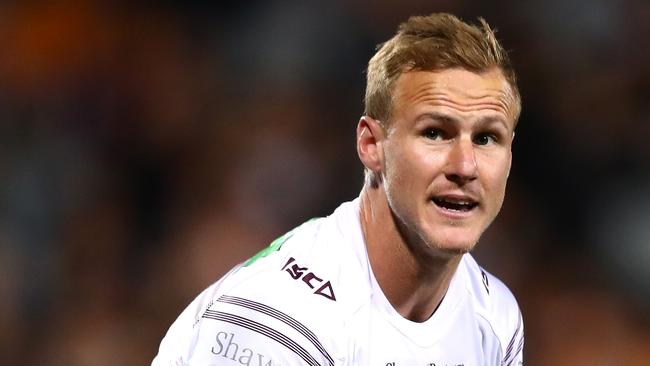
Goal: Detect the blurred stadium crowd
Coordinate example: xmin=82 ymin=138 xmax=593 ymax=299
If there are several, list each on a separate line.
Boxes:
xmin=0 ymin=1 xmax=648 ymax=364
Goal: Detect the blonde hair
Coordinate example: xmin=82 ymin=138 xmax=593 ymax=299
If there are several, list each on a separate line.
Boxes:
xmin=364 ymin=13 xmax=521 ymax=125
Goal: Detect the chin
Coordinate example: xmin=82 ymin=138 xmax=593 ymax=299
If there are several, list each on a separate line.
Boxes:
xmin=431 ymin=241 xmax=475 ymax=256
xmin=426 ymin=230 xmax=481 ymax=257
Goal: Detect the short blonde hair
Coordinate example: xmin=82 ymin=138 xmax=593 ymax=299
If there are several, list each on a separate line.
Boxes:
xmin=364 ymin=13 xmax=521 ymax=125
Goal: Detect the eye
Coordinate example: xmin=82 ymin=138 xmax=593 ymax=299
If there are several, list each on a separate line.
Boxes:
xmin=473 ymin=133 xmax=497 ymax=146
xmin=423 ymin=128 xmax=442 ymax=140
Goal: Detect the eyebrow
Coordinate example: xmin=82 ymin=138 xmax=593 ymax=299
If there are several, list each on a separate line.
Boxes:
xmin=416 ymin=112 xmax=457 ymax=124
xmin=416 ymin=112 xmax=509 ymax=130
xmin=476 ymin=116 xmax=509 ymax=130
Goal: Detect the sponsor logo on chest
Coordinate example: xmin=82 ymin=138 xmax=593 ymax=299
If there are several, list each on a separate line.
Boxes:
xmin=384 ymin=363 xmax=465 ymax=366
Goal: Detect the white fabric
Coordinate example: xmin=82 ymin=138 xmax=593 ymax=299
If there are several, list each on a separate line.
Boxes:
xmin=153 ymin=198 xmax=524 ymax=366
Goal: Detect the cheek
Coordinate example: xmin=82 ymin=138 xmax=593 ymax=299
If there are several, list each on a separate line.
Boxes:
xmin=480 ymin=154 xmax=511 ymax=193
xmin=384 ymin=142 xmax=409 ymax=176
xmin=394 ymin=146 xmax=438 ymax=188
xmin=384 ymin=139 xmax=445 ymax=190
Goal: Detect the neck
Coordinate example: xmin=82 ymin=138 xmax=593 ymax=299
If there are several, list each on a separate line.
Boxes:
xmin=359 ymin=185 xmax=462 ymax=323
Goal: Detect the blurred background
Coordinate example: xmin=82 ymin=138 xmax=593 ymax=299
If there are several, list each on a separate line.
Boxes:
xmin=1 ymin=0 xmax=648 ymax=364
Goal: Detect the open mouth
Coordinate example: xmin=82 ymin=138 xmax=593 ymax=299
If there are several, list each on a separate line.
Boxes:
xmin=432 ymin=197 xmax=478 ymax=212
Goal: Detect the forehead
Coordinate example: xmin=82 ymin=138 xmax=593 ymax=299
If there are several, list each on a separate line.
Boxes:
xmin=392 ymin=68 xmax=518 ymax=123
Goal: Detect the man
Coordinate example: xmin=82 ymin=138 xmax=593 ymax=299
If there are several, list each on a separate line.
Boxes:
xmin=153 ymin=12 xmax=523 ymax=365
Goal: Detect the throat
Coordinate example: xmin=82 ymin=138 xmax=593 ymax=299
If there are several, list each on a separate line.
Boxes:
xmin=359 ymin=186 xmax=462 ymax=322
xmin=388 ymin=265 xmax=456 ymax=322
xmin=367 ymin=230 xmax=461 ymax=322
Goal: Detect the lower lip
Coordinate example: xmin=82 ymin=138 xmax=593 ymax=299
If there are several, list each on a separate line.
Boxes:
xmin=431 ymin=201 xmax=477 ymax=219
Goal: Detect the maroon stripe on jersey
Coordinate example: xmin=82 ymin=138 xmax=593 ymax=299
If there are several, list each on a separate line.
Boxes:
xmin=203 ymin=310 xmax=322 ymax=366
xmin=505 ymin=335 xmax=524 ymax=366
xmin=217 ymin=295 xmax=335 ymax=366
xmin=503 ymin=312 xmax=523 ymax=363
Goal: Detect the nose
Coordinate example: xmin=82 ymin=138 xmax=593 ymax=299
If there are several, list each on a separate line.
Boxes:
xmin=444 ymin=138 xmax=478 ymax=184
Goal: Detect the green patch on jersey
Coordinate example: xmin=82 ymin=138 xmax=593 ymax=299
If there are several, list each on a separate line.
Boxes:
xmin=243 ymin=218 xmax=319 ymax=267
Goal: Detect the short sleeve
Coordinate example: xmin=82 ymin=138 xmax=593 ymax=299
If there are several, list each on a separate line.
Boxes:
xmin=152 ymin=266 xmax=339 ymax=366
xmin=501 ymin=310 xmax=524 ymax=365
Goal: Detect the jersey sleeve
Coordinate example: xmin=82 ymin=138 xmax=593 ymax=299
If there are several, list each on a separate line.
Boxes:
xmin=501 ymin=309 xmax=524 ymax=366
xmin=152 ymin=268 xmax=236 ymax=366
xmin=153 ymin=217 xmax=348 ymax=366
xmin=489 ymin=271 xmax=524 ymax=366
xmin=152 ymin=269 xmax=339 ymax=366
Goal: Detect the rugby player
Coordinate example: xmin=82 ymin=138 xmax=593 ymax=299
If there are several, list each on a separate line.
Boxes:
xmin=153 ymin=12 xmax=524 ymax=365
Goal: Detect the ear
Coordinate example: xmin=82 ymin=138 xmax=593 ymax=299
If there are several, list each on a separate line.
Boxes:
xmin=356 ymin=116 xmax=385 ymax=174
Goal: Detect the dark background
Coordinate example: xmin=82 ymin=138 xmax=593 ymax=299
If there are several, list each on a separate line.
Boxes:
xmin=1 ymin=1 xmax=648 ymax=364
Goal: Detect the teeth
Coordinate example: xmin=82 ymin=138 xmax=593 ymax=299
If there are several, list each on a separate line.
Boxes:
xmin=441 ymin=199 xmax=472 ymax=205
xmin=432 ymin=197 xmax=477 ymax=211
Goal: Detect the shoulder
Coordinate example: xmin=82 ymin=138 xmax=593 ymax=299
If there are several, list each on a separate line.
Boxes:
xmin=459 ymin=254 xmax=524 ymax=364
xmin=459 ymin=255 xmax=520 ymax=318
xmin=153 ymin=207 xmax=365 ymax=365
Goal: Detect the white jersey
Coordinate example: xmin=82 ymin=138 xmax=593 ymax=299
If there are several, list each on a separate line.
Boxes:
xmin=153 ymin=199 xmax=524 ymax=366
